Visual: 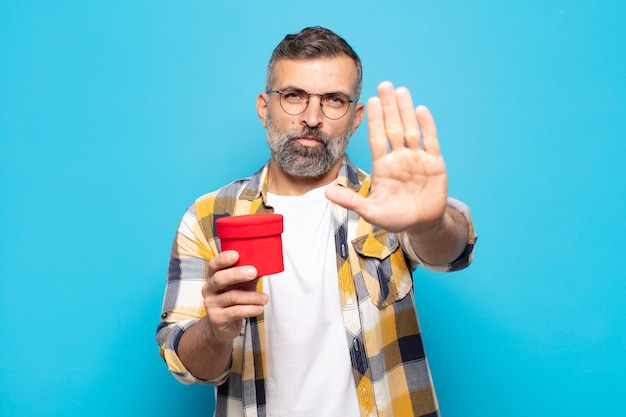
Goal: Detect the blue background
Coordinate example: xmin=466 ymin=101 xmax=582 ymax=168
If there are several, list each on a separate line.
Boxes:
xmin=1 ymin=1 xmax=625 ymax=416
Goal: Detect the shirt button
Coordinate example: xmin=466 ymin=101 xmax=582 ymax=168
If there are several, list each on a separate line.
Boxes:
xmin=362 ymin=387 xmax=369 ymax=398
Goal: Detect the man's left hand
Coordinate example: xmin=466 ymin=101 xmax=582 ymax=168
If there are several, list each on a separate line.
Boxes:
xmin=325 ymin=81 xmax=448 ymax=235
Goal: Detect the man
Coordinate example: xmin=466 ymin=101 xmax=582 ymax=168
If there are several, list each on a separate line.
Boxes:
xmin=157 ymin=26 xmax=476 ymax=417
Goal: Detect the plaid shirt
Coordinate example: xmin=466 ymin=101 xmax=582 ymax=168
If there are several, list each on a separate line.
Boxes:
xmin=157 ymin=156 xmax=477 ymax=417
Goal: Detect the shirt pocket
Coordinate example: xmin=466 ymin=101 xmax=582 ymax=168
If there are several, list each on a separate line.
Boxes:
xmin=352 ymin=231 xmax=414 ymax=309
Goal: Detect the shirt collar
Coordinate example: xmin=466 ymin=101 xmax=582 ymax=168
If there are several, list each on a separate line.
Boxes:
xmin=238 ymin=155 xmax=365 ymax=203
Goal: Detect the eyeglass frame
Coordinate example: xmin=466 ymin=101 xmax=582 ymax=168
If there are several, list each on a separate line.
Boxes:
xmin=266 ymin=88 xmax=358 ymax=120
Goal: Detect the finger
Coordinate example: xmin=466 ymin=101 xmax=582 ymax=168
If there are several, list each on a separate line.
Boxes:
xmin=325 ymin=185 xmax=372 ymax=219
xmin=229 ymin=277 xmax=261 ymax=293
xmin=210 ymin=266 xmax=259 ymax=292
xmin=377 ymin=81 xmax=405 ymax=149
xmin=415 ymin=105 xmax=441 ymax=155
xmin=212 ymin=289 xmax=269 ymax=309
xmin=366 ymin=96 xmax=388 ymax=161
xmin=215 ymin=304 xmax=265 ymax=323
xmin=395 ymin=87 xmax=421 ymax=150
xmin=207 ymin=254 xmax=258 ymax=291
xmin=209 ymin=250 xmax=239 ymax=273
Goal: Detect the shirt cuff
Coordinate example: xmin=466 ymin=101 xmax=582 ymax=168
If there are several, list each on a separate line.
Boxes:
xmin=402 ymin=197 xmax=476 ymax=272
xmin=158 ymin=318 xmax=231 ymax=386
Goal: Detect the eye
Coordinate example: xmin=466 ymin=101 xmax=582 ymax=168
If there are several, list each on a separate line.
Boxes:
xmin=323 ymin=93 xmax=349 ymax=107
xmin=282 ymin=89 xmax=307 ymax=102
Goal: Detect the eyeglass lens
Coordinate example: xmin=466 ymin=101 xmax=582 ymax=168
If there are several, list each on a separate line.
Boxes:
xmin=278 ymin=89 xmax=351 ymax=120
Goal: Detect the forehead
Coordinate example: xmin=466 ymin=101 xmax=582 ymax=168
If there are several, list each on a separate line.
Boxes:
xmin=272 ymin=56 xmax=358 ymax=94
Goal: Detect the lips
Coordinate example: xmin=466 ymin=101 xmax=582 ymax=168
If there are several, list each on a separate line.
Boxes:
xmin=290 ymin=128 xmax=326 ymax=145
xmin=296 ymin=135 xmax=323 ymax=146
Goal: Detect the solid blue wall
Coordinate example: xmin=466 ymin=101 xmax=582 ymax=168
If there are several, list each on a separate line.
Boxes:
xmin=1 ymin=1 xmax=625 ymax=416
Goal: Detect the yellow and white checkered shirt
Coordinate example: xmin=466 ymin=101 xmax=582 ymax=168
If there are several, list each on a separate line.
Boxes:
xmin=157 ymin=156 xmax=477 ymax=417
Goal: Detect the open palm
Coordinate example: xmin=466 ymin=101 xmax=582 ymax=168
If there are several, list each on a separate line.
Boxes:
xmin=326 ymin=81 xmax=449 ymax=234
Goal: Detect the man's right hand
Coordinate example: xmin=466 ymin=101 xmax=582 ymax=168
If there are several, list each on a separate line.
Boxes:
xmin=177 ymin=250 xmax=268 ymax=381
xmin=202 ymin=250 xmax=269 ymax=342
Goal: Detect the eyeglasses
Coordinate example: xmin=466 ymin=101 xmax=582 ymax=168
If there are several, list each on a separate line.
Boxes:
xmin=266 ymin=88 xmax=356 ymax=120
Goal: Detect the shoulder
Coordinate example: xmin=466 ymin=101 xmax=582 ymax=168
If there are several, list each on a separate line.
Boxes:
xmin=339 ymin=155 xmax=371 ymax=193
xmin=191 ymin=163 xmax=269 ymax=217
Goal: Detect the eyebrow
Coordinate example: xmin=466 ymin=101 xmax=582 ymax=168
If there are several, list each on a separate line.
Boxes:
xmin=279 ymin=85 xmax=352 ymax=97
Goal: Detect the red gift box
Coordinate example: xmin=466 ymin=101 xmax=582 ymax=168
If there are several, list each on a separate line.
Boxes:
xmin=216 ymin=213 xmax=284 ymax=277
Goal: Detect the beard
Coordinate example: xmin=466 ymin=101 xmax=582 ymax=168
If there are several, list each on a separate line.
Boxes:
xmin=265 ymin=112 xmax=354 ymax=178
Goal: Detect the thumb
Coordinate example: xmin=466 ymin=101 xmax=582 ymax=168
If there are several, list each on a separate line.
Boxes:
xmin=324 ymin=185 xmax=365 ymax=212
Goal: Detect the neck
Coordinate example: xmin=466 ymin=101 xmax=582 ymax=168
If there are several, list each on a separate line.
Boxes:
xmin=267 ymin=160 xmax=340 ymax=196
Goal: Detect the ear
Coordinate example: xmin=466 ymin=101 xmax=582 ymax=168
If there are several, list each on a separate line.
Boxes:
xmin=352 ymin=102 xmax=365 ymax=132
xmin=257 ymin=92 xmax=269 ymax=128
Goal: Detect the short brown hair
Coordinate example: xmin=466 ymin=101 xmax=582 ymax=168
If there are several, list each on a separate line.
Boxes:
xmin=266 ymin=26 xmax=362 ymax=100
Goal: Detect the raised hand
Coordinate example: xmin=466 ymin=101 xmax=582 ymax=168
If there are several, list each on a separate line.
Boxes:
xmin=326 ymin=81 xmax=449 ymax=235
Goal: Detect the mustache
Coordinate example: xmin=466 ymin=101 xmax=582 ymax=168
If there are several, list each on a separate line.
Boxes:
xmin=286 ymin=127 xmax=327 ymax=143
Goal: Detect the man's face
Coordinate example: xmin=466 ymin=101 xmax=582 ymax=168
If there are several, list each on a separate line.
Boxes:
xmin=258 ymin=56 xmax=364 ymax=179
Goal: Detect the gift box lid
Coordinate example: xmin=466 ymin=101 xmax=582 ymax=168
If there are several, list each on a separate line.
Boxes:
xmin=216 ymin=213 xmax=283 ymax=239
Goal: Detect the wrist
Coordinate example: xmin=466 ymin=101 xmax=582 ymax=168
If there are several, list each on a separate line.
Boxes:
xmin=406 ymin=212 xmax=448 ymax=243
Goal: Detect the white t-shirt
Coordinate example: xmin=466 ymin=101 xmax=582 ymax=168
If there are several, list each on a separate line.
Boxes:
xmin=264 ymin=184 xmax=360 ymax=417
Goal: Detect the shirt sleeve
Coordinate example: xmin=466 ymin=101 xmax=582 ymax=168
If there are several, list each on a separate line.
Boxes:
xmin=401 ymin=197 xmax=477 ymax=272
xmin=155 ymin=203 xmax=228 ymax=385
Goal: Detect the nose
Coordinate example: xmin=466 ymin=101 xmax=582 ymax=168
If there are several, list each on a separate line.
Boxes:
xmin=300 ymin=95 xmax=324 ymax=128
